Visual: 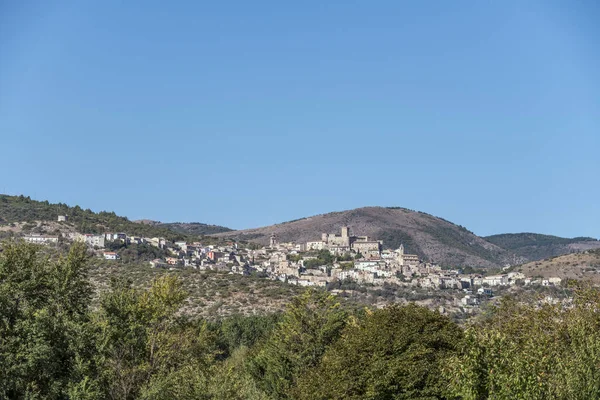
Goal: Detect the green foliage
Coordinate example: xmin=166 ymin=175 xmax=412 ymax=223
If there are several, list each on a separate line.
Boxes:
xmin=207 ymin=346 xmax=270 ymax=400
xmin=336 ymin=253 xmax=354 ymax=262
xmin=157 ymin=222 xmax=232 ymax=236
xmin=248 ymin=289 xmax=347 ymax=399
xmin=295 ymin=304 xmax=463 ymax=400
xmin=377 ymin=228 xmax=421 ymax=255
xmin=286 ymin=254 xmax=302 ymax=262
xmin=0 ymin=194 xmax=189 ymax=242
xmin=214 ymin=313 xmax=281 ymax=357
xmin=0 ymin=241 xmax=91 ymax=399
xmin=105 ymin=242 xmax=169 ymax=263
xmin=339 ymin=261 xmax=354 ymax=270
xmin=446 ymin=289 xmax=600 ymax=399
xmin=459 ymin=265 xmax=486 ymax=275
xmin=9 ymin=240 xmax=600 ymax=399
xmin=303 ymin=249 xmax=335 ymax=268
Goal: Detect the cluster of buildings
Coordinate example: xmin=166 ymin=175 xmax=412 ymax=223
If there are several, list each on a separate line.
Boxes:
xmin=305 ymin=226 xmax=383 ymax=259
xmin=21 ymin=221 xmax=565 ymax=302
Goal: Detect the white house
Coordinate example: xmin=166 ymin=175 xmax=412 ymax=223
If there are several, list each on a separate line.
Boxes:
xmin=77 ymin=234 xmax=105 ymax=248
xmin=549 ymin=277 xmax=562 ymax=285
xmin=461 ymin=295 xmax=479 ymax=306
xmin=23 ymin=234 xmax=59 ymax=245
xmin=482 ymin=275 xmax=509 ymax=287
xmin=306 ymin=241 xmax=324 ymax=251
xmin=103 ymin=252 xmax=118 ymax=260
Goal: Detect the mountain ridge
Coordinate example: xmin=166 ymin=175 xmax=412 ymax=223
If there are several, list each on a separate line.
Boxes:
xmin=214 ymin=206 xmax=516 ymax=268
xmin=133 ymin=220 xmax=233 ymax=236
xmin=485 ymin=233 xmax=600 ymax=262
xmin=2 ymin=194 xmax=598 ymax=268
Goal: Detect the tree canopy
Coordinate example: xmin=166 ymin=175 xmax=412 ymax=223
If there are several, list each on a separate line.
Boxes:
xmin=4 ymin=241 xmax=600 ymax=399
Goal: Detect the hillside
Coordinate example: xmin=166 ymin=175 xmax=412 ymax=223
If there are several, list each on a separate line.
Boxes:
xmin=515 ymin=249 xmax=600 ymax=283
xmin=215 ymin=206 xmax=517 ymax=268
xmin=0 ymin=194 xmax=197 ymax=242
xmin=135 ymin=220 xmax=233 ymax=236
xmin=485 ymin=233 xmax=600 ymax=262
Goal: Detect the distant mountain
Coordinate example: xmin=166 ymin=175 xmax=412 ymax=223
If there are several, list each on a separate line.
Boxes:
xmin=214 ymin=206 xmax=517 ymax=268
xmin=485 ymin=233 xmax=600 ymax=263
xmin=135 ymin=220 xmax=232 ymax=236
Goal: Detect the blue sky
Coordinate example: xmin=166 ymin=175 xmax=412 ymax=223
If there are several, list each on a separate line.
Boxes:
xmin=1 ymin=1 xmax=598 ymax=237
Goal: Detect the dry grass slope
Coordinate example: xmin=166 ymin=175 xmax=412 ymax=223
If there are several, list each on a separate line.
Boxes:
xmin=516 ymin=249 xmax=600 ymax=283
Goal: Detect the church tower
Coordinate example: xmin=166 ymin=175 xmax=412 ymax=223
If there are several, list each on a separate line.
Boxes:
xmin=396 ymin=244 xmax=405 ymax=266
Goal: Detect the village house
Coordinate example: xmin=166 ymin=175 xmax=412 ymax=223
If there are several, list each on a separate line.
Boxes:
xmin=104 ymin=232 xmax=127 ymax=241
xmin=549 ymin=277 xmax=562 ymax=285
xmin=207 ymin=251 xmax=224 ymax=261
xmin=23 ymin=234 xmax=59 ymax=245
xmin=461 ymin=295 xmax=479 ymax=306
xmin=336 ymin=269 xmax=376 ymax=284
xmin=103 ymin=251 xmax=119 ymax=260
xmin=306 ymin=241 xmax=324 ymax=251
xmin=165 ymin=257 xmax=179 ymax=266
xmin=482 ymin=275 xmax=509 ymax=286
xmin=402 ymin=254 xmax=420 ymax=266
xmin=148 ymin=237 xmax=166 ymax=249
xmin=74 ymin=233 xmax=105 ymax=248
xmin=149 ymin=259 xmax=168 ymax=268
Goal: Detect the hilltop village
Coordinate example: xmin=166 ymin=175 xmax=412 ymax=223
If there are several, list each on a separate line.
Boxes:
xmin=18 ymin=216 xmax=567 ymax=307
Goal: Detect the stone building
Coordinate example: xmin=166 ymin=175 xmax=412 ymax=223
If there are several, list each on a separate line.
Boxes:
xmin=352 ymin=240 xmax=382 ymax=259
xmin=311 ymin=227 xmax=382 ymax=258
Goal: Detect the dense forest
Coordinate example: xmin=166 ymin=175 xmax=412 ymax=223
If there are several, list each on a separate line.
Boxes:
xmin=3 ymin=242 xmax=600 ymax=399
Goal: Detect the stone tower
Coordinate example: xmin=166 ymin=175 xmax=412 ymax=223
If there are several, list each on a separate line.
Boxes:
xmin=269 ymin=234 xmax=277 ymax=248
xmin=341 ymin=226 xmax=350 ymax=238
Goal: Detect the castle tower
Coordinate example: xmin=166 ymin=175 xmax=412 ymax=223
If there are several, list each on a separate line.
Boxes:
xmin=341 ymin=226 xmax=350 ymax=238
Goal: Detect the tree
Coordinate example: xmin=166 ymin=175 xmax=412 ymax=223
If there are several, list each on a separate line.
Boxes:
xmin=248 ymin=289 xmax=347 ymax=399
xmin=446 ymin=288 xmax=600 ymax=400
xmin=215 ymin=314 xmax=280 ymax=358
xmin=0 ymin=241 xmax=92 ymax=399
xmin=82 ymin=275 xmax=218 ymax=400
xmin=295 ymin=304 xmax=463 ymax=400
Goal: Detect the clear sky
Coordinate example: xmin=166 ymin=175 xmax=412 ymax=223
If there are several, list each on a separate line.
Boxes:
xmin=1 ymin=1 xmax=598 ymax=237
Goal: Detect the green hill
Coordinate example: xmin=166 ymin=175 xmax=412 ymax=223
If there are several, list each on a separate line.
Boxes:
xmin=484 ymin=233 xmax=600 ymax=262
xmin=136 ymin=220 xmax=233 ymax=236
xmin=0 ymin=194 xmax=192 ymax=242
